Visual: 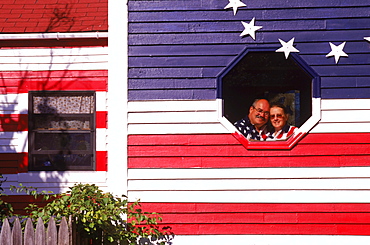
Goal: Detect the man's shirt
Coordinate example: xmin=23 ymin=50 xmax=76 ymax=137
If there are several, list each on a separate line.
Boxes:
xmin=234 ymin=116 xmax=268 ymax=141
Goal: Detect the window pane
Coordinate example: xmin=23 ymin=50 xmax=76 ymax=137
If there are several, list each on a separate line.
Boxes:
xmin=32 ymin=154 xmax=93 ymax=170
xmin=33 ymin=95 xmax=94 ymax=114
xmin=34 ymin=115 xmax=91 ymax=130
xmin=34 ymin=133 xmax=91 ymax=151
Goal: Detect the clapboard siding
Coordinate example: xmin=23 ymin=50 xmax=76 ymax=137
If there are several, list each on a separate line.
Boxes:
xmin=130 ymin=203 xmax=370 ymax=237
xmin=129 ymin=19 xmax=369 ymax=34
xmin=128 ymin=31 xmax=368 ymax=45
xmin=0 ymin=45 xmax=108 ymax=173
xmin=128 ymin=1 xmax=370 ymax=100
xmin=128 ymin=7 xmax=370 ymax=22
xmin=128 ymin=0 xmax=370 ymax=11
xmin=127 ymin=99 xmax=370 ymax=134
xmin=129 ymin=42 xmax=369 ymax=56
xmin=127 ymin=0 xmax=370 ymax=242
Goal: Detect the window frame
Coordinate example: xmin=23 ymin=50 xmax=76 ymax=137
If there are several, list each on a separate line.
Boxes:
xmin=217 ymin=47 xmax=321 ymax=150
xmin=28 ymin=91 xmax=96 ymax=171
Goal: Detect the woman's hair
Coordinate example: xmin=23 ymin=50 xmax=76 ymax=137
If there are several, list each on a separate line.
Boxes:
xmin=270 ymin=103 xmax=288 ymax=114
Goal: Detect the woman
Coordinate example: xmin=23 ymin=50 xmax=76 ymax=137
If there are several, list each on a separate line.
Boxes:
xmin=268 ymin=103 xmax=297 ymax=140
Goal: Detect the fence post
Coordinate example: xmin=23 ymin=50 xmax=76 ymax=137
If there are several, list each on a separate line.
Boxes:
xmin=35 ymin=217 xmax=46 ymax=245
xmin=24 ymin=218 xmax=35 ymax=245
xmin=0 ymin=218 xmax=11 ymax=245
xmin=12 ymin=217 xmax=22 ymax=245
xmin=58 ymin=217 xmax=69 ymax=245
xmin=46 ymin=217 xmax=57 ymax=245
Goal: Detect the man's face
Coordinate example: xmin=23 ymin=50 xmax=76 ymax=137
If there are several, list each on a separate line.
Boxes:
xmin=248 ymin=99 xmax=270 ymax=129
xmin=270 ymin=106 xmax=288 ymax=132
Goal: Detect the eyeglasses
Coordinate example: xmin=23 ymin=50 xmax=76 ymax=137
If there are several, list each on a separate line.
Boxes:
xmin=253 ymin=106 xmax=270 ymax=116
xmin=270 ymin=114 xmax=283 ymax=119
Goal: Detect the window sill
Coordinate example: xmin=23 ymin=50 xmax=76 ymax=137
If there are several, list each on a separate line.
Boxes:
xmin=232 ymin=131 xmax=306 ymax=150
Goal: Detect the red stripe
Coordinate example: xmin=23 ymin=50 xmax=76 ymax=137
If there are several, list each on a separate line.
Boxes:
xmin=0 ymin=112 xmax=107 ymax=131
xmin=155 ymin=224 xmax=370 ymax=235
xmin=138 ymin=203 xmax=370 ymax=213
xmin=130 ymin=154 xmax=370 ymax=168
xmin=96 ymin=111 xmax=107 ymax=128
xmin=0 ymin=153 xmax=28 ymax=173
xmin=96 ymin=151 xmax=107 ymax=171
xmin=0 ymin=114 xmax=28 ymax=131
xmin=0 ymin=70 xmax=107 ymax=94
xmin=133 ymin=203 xmax=370 ymax=235
xmin=128 ymin=133 xmax=370 ymax=145
xmin=0 ymin=151 xmax=106 ymax=173
xmin=128 ymin=133 xmax=370 ymax=168
xmin=159 ymin=212 xmax=370 ymax=224
xmin=128 ymin=144 xmax=370 ymax=157
xmin=0 ymin=39 xmax=108 ymax=48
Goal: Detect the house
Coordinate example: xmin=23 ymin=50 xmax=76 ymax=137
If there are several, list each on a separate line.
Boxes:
xmin=2 ymin=0 xmax=370 ymax=244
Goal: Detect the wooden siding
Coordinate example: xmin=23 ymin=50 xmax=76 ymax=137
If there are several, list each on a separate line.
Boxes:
xmin=128 ymin=1 xmax=370 ymax=100
xmin=138 ymin=203 xmax=370 ymax=235
xmin=0 ymin=45 xmax=108 ymax=174
xmin=128 ymin=0 xmax=370 ymax=242
xmin=127 ymin=99 xmax=370 ymax=134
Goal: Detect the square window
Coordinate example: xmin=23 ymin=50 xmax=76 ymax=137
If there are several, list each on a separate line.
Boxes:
xmin=29 ymin=91 xmax=95 ymax=170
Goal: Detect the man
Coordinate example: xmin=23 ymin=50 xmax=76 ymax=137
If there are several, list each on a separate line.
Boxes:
xmin=268 ymin=103 xmax=297 ymax=140
xmin=234 ymin=98 xmax=270 ymax=141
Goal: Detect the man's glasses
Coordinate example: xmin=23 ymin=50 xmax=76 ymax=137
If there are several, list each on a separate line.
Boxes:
xmin=253 ymin=106 xmax=269 ymax=116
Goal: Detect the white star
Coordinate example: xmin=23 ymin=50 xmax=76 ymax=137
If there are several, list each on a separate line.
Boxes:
xmin=240 ymin=18 xmax=262 ymax=40
xmin=224 ymin=0 xmax=246 ymax=15
xmin=275 ymin=37 xmax=299 ymax=59
xmin=326 ymin=42 xmax=348 ymax=64
xmin=365 ymin=37 xmax=370 ymax=42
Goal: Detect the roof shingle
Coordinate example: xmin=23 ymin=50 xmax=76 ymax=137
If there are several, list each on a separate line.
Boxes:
xmin=0 ymin=0 xmax=107 ymax=33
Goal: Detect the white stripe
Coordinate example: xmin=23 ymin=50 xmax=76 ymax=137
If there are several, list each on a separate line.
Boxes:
xmin=0 ymin=131 xmax=28 ymax=152
xmin=311 ymin=122 xmax=370 ymax=133
xmin=172 ymin=235 xmax=370 ymax=245
xmin=96 ymin=92 xmax=108 ymax=111
xmin=0 ymin=93 xmax=28 ymax=114
xmin=128 ymin=123 xmax=229 ymax=134
xmin=0 ymin=47 xmax=108 ymax=57
xmin=128 ymin=100 xmax=218 ymax=112
xmin=0 ymin=92 xmax=107 ymax=114
xmin=0 ymin=55 xmax=107 ymax=64
xmin=128 ymin=178 xmax=370 ymax=191
xmin=128 ymin=190 xmax=370 ymax=203
xmin=0 ymin=32 xmax=108 ymax=40
xmin=127 ymin=99 xmax=370 ymax=134
xmin=0 ymin=128 xmax=106 ymax=153
xmin=2 ymin=171 xmax=108 ymax=194
xmin=128 ymin=111 xmax=219 ymax=123
xmin=128 ymin=167 xmax=370 ymax=202
xmin=0 ymin=63 xmax=108 ymax=71
xmin=322 ymin=110 xmax=370 ymax=123
xmin=321 ymin=98 xmax=370 ymax=110
xmin=128 ymin=167 xmax=370 ymax=179
xmin=0 ymin=47 xmax=107 ymax=71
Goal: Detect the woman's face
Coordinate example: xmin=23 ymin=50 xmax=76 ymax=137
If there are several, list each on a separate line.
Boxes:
xmin=270 ymin=106 xmax=288 ymax=132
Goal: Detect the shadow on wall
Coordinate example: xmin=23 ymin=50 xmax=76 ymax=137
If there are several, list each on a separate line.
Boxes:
xmin=0 ymin=2 xmax=93 ymax=198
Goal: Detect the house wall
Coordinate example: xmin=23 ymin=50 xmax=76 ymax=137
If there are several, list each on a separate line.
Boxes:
xmin=0 ymin=45 xmax=109 ymax=194
xmin=0 ymin=0 xmax=112 ymax=199
xmin=128 ymin=1 xmax=370 ymax=244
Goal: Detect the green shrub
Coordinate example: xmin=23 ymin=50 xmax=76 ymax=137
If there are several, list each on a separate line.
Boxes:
xmin=25 ymin=183 xmax=173 ymax=244
xmin=0 ymin=174 xmax=13 ymax=221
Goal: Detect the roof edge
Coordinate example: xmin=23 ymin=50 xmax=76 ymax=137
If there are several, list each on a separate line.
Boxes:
xmin=0 ymin=32 xmax=108 ymax=40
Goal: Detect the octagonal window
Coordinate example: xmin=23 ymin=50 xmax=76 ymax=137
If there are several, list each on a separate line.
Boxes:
xmin=217 ymin=47 xmax=321 ymax=149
